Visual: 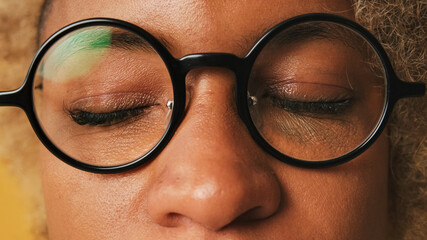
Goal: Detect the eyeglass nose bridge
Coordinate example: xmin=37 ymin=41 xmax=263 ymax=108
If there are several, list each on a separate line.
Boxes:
xmin=175 ymin=53 xmax=245 ymax=76
xmin=167 ymin=52 xmax=252 ymax=136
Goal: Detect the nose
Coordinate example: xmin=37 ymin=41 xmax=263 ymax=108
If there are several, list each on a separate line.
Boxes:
xmin=146 ymin=68 xmax=281 ymax=231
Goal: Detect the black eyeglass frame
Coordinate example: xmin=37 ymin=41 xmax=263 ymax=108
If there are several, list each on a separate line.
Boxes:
xmin=0 ymin=13 xmax=424 ymax=174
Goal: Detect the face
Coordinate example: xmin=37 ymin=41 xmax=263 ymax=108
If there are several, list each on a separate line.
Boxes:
xmin=39 ymin=0 xmax=389 ymax=239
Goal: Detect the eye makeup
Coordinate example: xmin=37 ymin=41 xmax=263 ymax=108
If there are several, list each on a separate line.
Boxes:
xmin=64 ymin=92 xmax=160 ymax=126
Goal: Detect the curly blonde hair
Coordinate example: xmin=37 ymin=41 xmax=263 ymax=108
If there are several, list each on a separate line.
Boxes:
xmin=353 ymin=1 xmax=427 ymax=239
xmin=0 ymin=0 xmax=425 ymax=239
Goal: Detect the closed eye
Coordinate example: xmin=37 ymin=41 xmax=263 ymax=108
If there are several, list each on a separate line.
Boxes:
xmin=270 ymin=96 xmax=352 ymax=115
xmin=68 ymin=105 xmax=155 ymax=126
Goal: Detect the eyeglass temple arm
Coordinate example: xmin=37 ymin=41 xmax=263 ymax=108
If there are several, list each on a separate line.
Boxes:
xmin=0 ymin=89 xmax=24 ymax=107
xmin=394 ymin=80 xmax=425 ymax=100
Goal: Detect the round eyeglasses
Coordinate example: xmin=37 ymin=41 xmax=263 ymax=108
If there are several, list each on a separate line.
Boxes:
xmin=0 ymin=13 xmax=424 ymax=174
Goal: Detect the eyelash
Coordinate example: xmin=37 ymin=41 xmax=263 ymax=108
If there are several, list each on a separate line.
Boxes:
xmin=68 ymin=107 xmax=149 ymax=126
xmin=271 ymin=97 xmax=352 ymax=115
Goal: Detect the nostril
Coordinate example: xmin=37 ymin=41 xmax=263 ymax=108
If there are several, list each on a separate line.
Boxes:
xmin=159 ymin=204 xmax=276 ymax=231
xmin=147 ymin=170 xmax=282 ymax=231
xmin=236 ymin=206 xmax=263 ymax=222
xmin=234 ymin=205 xmax=279 ymax=224
xmin=164 ymin=213 xmax=181 ymax=228
xmin=162 ymin=212 xmax=192 ymax=228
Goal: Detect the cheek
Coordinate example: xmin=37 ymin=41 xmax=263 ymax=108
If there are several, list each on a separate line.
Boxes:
xmin=39 ymin=147 xmax=153 ymax=239
xmin=271 ymin=132 xmax=389 ymax=238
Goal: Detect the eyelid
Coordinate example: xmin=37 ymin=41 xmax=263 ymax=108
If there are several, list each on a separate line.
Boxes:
xmin=264 ymin=81 xmax=355 ymax=102
xmin=256 ymin=55 xmax=359 ymax=92
xmin=68 ymin=107 xmax=148 ymax=126
xmin=65 ymin=92 xmax=159 ymax=113
xmin=272 ymin=97 xmax=352 ymax=114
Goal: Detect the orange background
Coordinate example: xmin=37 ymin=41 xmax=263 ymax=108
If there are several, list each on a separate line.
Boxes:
xmin=0 ymin=160 xmax=41 ymax=240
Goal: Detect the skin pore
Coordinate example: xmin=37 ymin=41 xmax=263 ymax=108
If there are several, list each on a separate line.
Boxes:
xmin=39 ymin=0 xmax=389 ymax=239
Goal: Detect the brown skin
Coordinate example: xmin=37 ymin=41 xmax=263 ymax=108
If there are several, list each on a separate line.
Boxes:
xmin=39 ymin=0 xmax=389 ymax=239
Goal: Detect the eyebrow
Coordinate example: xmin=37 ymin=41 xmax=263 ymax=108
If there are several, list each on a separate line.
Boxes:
xmin=230 ymin=21 xmax=357 ymax=57
xmin=271 ymin=22 xmax=350 ymax=45
xmin=110 ymin=23 xmax=347 ymax=55
xmin=271 ymin=22 xmax=365 ymax=53
xmin=85 ymin=22 xmax=353 ymax=56
xmin=110 ymin=30 xmax=160 ymax=53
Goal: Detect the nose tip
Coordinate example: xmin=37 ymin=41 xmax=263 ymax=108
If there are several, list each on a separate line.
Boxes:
xmin=147 ymin=165 xmax=281 ymax=231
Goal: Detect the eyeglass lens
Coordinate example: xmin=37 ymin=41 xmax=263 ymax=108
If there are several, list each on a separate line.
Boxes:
xmin=33 ymin=26 xmax=174 ymax=166
xmin=32 ymin=21 xmax=386 ymax=166
xmin=248 ymin=21 xmax=386 ymax=161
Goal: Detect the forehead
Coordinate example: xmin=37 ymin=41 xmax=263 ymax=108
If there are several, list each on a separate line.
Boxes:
xmin=42 ymin=0 xmax=354 ymax=57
